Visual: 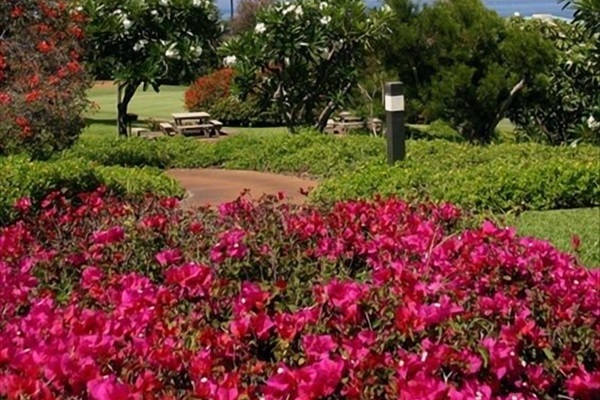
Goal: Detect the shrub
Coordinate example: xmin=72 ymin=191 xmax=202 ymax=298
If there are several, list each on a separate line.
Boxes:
xmin=311 ymin=141 xmax=600 ymax=213
xmin=185 ymin=68 xmax=235 ymax=112
xmin=0 ymin=156 xmax=183 ymax=224
xmin=0 ymin=0 xmax=91 ymax=159
xmin=0 ymin=191 xmax=598 ymax=398
xmin=61 ymin=132 xmax=598 ymax=213
xmin=208 ymin=95 xmax=282 ymax=126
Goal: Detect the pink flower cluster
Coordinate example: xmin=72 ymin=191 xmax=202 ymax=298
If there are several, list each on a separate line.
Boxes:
xmin=0 ymin=189 xmax=598 ymax=399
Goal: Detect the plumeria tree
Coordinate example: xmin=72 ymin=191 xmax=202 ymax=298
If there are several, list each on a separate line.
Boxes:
xmin=221 ymin=0 xmax=393 ymax=132
xmin=508 ymin=17 xmax=599 ymax=144
xmin=562 ymin=0 xmax=600 ymax=139
xmin=81 ymin=0 xmax=223 ymax=136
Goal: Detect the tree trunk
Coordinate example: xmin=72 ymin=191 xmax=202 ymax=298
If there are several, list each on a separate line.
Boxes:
xmin=314 ymin=82 xmax=353 ymax=132
xmin=483 ymin=78 xmax=526 ymax=142
xmin=117 ymin=82 xmax=140 ymax=137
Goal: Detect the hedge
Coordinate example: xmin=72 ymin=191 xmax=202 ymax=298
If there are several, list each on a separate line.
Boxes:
xmin=311 ymin=141 xmax=600 ymax=213
xmin=0 ymin=156 xmax=184 ymax=224
xmin=60 ymin=131 xmax=599 ymax=213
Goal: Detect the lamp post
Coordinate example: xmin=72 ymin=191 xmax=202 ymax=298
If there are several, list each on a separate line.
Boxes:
xmin=384 ymin=82 xmax=406 ymax=164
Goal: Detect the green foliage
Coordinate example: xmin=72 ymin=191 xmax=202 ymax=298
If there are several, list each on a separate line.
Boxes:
xmin=508 ymin=18 xmax=600 ymax=144
xmin=221 ymin=0 xmax=394 ymax=131
xmin=311 ymin=140 xmax=600 ymax=213
xmin=62 ymin=130 xmax=597 ymax=214
xmin=0 ymin=155 xmax=183 ymax=224
xmin=208 ymin=95 xmax=282 ymax=126
xmin=61 ymin=136 xmax=219 ymax=168
xmin=407 ymin=120 xmax=464 ymax=143
xmin=382 ymin=0 xmax=555 ymax=143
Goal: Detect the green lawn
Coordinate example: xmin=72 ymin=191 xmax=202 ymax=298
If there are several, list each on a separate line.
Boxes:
xmin=512 ymin=208 xmax=600 ymax=267
xmin=88 ymin=84 xmax=188 ymax=121
xmin=85 ymin=84 xmax=288 ymax=138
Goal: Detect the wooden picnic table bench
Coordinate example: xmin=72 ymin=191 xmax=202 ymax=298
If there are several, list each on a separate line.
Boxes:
xmin=171 ymin=112 xmax=224 ymax=137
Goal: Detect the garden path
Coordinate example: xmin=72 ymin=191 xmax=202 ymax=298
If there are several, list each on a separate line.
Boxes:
xmin=166 ymin=169 xmax=317 ymax=207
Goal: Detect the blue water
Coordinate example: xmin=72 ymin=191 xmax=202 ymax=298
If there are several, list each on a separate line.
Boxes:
xmin=217 ymin=0 xmax=573 ymax=19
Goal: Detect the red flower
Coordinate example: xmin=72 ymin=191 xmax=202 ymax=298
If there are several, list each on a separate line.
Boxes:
xmin=15 ymin=116 xmax=29 ymax=127
xmin=0 ymin=92 xmax=11 ymax=105
xmin=37 ymin=41 xmax=54 ymax=54
xmin=25 ymin=90 xmax=42 ymax=103
xmin=10 ymin=6 xmax=24 ymax=18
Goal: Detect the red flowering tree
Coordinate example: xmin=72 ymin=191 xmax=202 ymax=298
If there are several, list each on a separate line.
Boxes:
xmin=0 ymin=0 xmax=91 ymax=159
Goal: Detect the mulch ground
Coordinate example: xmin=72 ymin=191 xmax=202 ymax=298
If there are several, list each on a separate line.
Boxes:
xmin=166 ymin=169 xmax=317 ymax=207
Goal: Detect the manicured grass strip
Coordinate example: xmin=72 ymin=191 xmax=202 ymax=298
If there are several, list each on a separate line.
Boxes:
xmin=87 ymin=84 xmax=188 ymax=122
xmin=512 ymin=207 xmax=600 ymax=268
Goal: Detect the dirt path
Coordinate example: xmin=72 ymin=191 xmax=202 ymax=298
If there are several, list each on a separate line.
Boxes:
xmin=166 ymin=169 xmax=317 ymax=207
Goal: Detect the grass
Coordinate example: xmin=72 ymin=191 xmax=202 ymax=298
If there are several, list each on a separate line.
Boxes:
xmin=512 ymin=208 xmax=600 ymax=267
xmin=88 ymin=84 xmax=188 ymax=121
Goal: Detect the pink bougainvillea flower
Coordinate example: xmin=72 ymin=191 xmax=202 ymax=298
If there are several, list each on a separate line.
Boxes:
xmin=302 ymin=335 xmax=337 ymax=362
xmin=91 ymin=226 xmax=125 ymax=246
xmin=164 ymin=262 xmax=212 ymax=297
xmin=155 ymin=248 xmax=183 ymax=267
xmin=87 ymin=376 xmax=130 ymax=400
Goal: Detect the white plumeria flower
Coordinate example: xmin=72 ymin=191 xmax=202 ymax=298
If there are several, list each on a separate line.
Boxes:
xmin=566 ymin=60 xmax=573 ymax=67
xmin=255 ymin=22 xmax=267 ymax=33
xmin=223 ymin=55 xmax=237 ymax=66
xmin=319 ymin=2 xmax=328 ymax=10
xmin=382 ymin=4 xmax=392 ymax=13
xmin=133 ymin=40 xmax=148 ymax=52
xmin=320 ymin=47 xmax=330 ymax=59
xmin=151 ymin=10 xmax=159 ymax=16
xmin=320 ymin=15 xmax=331 ymax=25
xmin=192 ymin=0 xmax=203 ymax=6
xmin=122 ymin=17 xmax=133 ymax=30
xmin=165 ymin=48 xmax=179 ymax=59
xmin=160 ymin=0 xmax=169 ymax=6
xmin=294 ymin=5 xmax=303 ymax=17
xmin=284 ymin=57 xmax=290 ymax=66
xmin=113 ymin=9 xmax=123 ymax=15
xmin=76 ymin=6 xmax=83 ymax=12
xmin=587 ymin=115 xmax=599 ymax=129
xmin=282 ymin=5 xmax=295 ymax=15
xmin=190 ymin=46 xmax=202 ymax=57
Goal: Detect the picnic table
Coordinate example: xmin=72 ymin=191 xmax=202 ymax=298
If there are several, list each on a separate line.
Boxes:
xmin=171 ymin=112 xmax=223 ymax=137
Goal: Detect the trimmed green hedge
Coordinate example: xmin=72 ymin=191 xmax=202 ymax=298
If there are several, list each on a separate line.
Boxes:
xmin=0 ymin=156 xmax=184 ymax=224
xmin=311 ymin=141 xmax=600 ymax=213
xmin=61 ymin=131 xmax=599 ymax=213
xmin=62 ymin=130 xmax=385 ymax=178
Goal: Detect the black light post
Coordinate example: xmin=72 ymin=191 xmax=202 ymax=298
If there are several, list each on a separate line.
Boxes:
xmin=384 ymin=82 xmax=406 ymax=164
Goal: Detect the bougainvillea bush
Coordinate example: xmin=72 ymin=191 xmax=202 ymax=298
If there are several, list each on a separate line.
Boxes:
xmin=1 ymin=189 xmax=599 ymax=399
xmin=0 ymin=0 xmax=90 ymax=159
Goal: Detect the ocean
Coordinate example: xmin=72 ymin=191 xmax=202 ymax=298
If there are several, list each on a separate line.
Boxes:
xmin=216 ymin=0 xmax=573 ymax=19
